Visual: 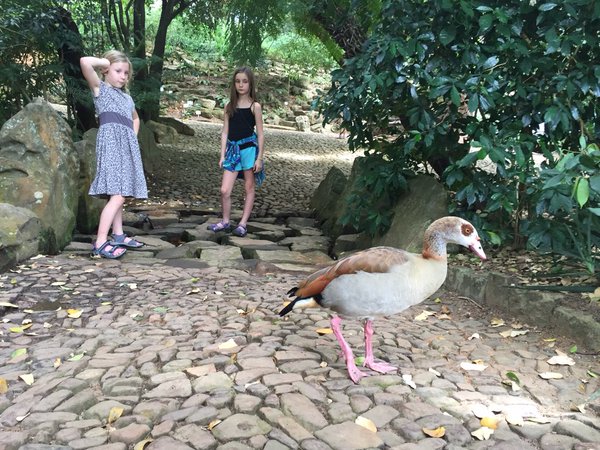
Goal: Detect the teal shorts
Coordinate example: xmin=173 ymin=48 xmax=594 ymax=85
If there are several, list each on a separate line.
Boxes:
xmin=226 ymin=146 xmax=257 ymax=172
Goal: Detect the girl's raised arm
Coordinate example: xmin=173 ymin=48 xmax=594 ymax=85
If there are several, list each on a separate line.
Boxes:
xmin=80 ymin=56 xmax=109 ymax=96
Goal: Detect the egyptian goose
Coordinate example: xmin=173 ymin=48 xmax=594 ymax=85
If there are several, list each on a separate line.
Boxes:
xmin=279 ymin=216 xmax=486 ymax=383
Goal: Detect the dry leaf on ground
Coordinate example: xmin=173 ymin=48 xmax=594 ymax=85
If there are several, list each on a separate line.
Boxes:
xmin=414 ymin=310 xmax=436 ymax=321
xmin=471 ymin=427 xmax=494 ymax=440
xmin=539 ymin=372 xmax=564 ymax=380
xmin=355 ymin=416 xmax=377 ymax=432
xmin=547 ymin=350 xmax=575 ymax=366
xmin=422 ymin=426 xmax=445 ymax=438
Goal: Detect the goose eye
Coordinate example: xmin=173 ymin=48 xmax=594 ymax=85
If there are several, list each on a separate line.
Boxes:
xmin=461 ymin=224 xmax=473 ymax=236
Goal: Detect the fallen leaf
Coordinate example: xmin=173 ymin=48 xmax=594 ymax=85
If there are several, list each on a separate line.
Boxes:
xmin=414 ymin=310 xmax=436 ymax=321
xmin=9 ymin=323 xmax=32 ymax=333
xmin=422 ymin=426 xmax=445 ymax=438
xmin=570 ymin=404 xmax=586 ymax=413
xmin=108 ymin=406 xmax=124 ymax=424
xmin=460 ymin=361 xmax=487 ymax=371
xmin=471 ymin=404 xmax=492 ymax=419
xmin=153 ymin=307 xmax=168 ymax=314
xmin=354 ymin=356 xmax=364 ymax=365
xmin=569 ymin=345 xmax=578 ymax=353
xmin=68 ymin=352 xmax=85 ymax=361
xmin=471 ymin=426 xmax=494 ymax=440
xmin=22 ymin=319 xmax=32 ymax=325
xmin=539 ymin=372 xmax=563 ymax=380
xmin=355 ymin=416 xmax=377 ymax=432
xmin=587 ymin=370 xmax=599 ymax=378
xmin=543 ymin=338 xmax=557 ymax=342
xmin=480 ymin=416 xmax=500 ymax=429
xmin=505 ymin=371 xmax=521 ymax=385
xmin=19 ymin=374 xmax=34 ymax=385
xmin=0 ymin=378 xmax=7 ymax=394
xmin=23 ymin=309 xmax=33 ymax=313
xmin=53 ymin=358 xmax=61 ymax=369
xmin=490 ymin=318 xmax=505 ymax=327
xmin=133 ymin=438 xmax=153 ymax=450
xmin=505 ymin=413 xmax=524 ymax=426
xmin=11 ymin=348 xmax=27 ymax=359
xmin=428 ymin=368 xmax=441 ymax=377
xmin=315 ymin=328 xmax=333 ymax=335
xmin=43 ymin=322 xmax=52 ymax=328
xmin=547 ymin=351 xmax=575 ymax=366
xmin=0 ymin=301 xmax=19 ymax=308
xmin=67 ymin=309 xmax=82 ymax=319
xmin=402 ymin=373 xmax=416 ymax=389
xmin=499 ymin=329 xmax=529 ymax=338
xmin=51 ymin=281 xmax=66 ymax=286
xmin=16 ymin=412 xmax=30 ymax=422
xmin=207 ymin=419 xmax=222 ymax=430
xmin=214 ymin=291 xmax=223 ymax=295
xmin=468 ymin=333 xmax=480 ymax=340
xmin=526 ymin=416 xmax=551 ymax=424
xmin=218 ymin=339 xmax=238 ymax=350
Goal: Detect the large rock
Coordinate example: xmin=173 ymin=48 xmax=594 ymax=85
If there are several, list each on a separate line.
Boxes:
xmin=369 ymin=174 xmax=448 ymax=252
xmin=0 ymin=203 xmax=41 ymax=272
xmin=158 ymin=116 xmax=195 ymax=136
xmin=138 ymin=120 xmax=161 ymax=175
xmin=310 ymin=166 xmax=348 ymax=237
xmin=146 ymin=120 xmax=178 ymax=144
xmin=74 ymin=129 xmax=104 ymax=234
xmin=0 ymin=98 xmax=79 ymax=253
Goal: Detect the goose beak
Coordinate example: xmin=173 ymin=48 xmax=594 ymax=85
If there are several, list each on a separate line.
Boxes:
xmin=469 ymin=242 xmax=486 ymax=260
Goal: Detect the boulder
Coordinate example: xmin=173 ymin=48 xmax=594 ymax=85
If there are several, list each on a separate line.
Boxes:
xmin=0 ymin=98 xmax=79 ymax=253
xmin=138 ymin=120 xmax=161 ymax=175
xmin=310 ymin=166 xmax=349 ymax=238
xmin=146 ymin=120 xmax=178 ymax=144
xmin=74 ymin=129 xmax=104 ymax=234
xmin=0 ymin=203 xmax=41 ymax=272
xmin=369 ymin=174 xmax=449 ymax=252
xmin=158 ymin=116 xmax=195 ymax=136
xmin=295 ymin=115 xmax=311 ymax=132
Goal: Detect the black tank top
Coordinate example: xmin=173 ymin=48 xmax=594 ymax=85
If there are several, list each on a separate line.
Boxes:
xmin=228 ymin=107 xmax=256 ymax=148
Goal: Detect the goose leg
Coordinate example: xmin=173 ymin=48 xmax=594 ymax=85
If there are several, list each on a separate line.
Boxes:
xmin=330 ymin=316 xmax=366 ymax=383
xmin=363 ymin=319 xmax=397 ymax=374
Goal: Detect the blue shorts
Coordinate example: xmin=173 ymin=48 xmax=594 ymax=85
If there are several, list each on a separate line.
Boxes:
xmin=226 ymin=146 xmax=257 ymax=172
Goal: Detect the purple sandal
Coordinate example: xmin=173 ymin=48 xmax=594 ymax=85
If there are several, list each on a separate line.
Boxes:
xmin=207 ymin=222 xmax=231 ymax=232
xmin=232 ymin=224 xmax=247 ymax=237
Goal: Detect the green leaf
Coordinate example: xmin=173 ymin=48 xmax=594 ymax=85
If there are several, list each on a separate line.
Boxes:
xmin=588 ymin=208 xmax=600 ymax=217
xmin=153 ymin=306 xmax=168 ymax=314
xmin=467 ymin=94 xmax=479 ymax=113
xmin=575 ymin=177 xmax=590 ymax=207
xmin=506 ymin=371 xmax=520 ymax=385
xmin=539 ymin=3 xmax=558 ymax=11
xmin=439 ymin=27 xmax=456 ymax=46
xmin=11 ymin=348 xmax=27 ymax=359
xmin=450 ymin=86 xmax=461 ymax=107
xmin=569 ymin=345 xmax=578 ymax=353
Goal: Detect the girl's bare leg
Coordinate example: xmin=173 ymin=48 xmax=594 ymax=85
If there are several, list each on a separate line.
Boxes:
xmin=220 ymin=170 xmax=238 ymax=224
xmin=95 ymin=195 xmax=125 ymax=254
xmin=239 ymin=169 xmax=255 ymax=226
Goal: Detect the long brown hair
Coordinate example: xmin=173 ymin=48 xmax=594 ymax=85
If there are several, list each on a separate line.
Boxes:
xmin=226 ymin=67 xmax=257 ymax=117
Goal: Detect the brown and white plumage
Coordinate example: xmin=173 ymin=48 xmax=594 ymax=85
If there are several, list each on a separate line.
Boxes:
xmin=280 ymin=216 xmax=486 ymax=383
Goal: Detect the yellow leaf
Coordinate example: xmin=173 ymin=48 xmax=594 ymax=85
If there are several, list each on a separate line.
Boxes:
xmin=68 ymin=353 xmax=85 ymax=361
xmin=19 ymin=373 xmax=34 ymax=385
xmin=0 ymin=378 xmax=8 ymax=394
xmin=108 ymin=406 xmax=124 ymax=424
xmin=315 ymin=328 xmax=333 ymax=335
xmin=414 ymin=310 xmax=436 ymax=321
xmin=133 ymin=438 xmax=153 ymax=450
xmin=480 ymin=416 xmax=500 ymax=429
xmin=543 ymin=337 xmax=557 ymax=342
xmin=218 ymin=339 xmax=238 ymax=349
xmin=422 ymin=426 xmax=446 ymax=438
xmin=0 ymin=301 xmax=19 ymax=308
xmin=53 ymin=358 xmax=61 ymax=369
xmin=67 ymin=309 xmax=82 ymax=319
xmin=9 ymin=323 xmax=32 ymax=333
xmin=208 ymin=419 xmax=222 ymax=430
xmin=355 ymin=416 xmax=377 ymax=432
xmin=490 ymin=318 xmax=505 ymax=327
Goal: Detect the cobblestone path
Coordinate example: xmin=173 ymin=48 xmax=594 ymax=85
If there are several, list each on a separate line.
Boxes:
xmin=0 ymin=123 xmax=598 ymax=450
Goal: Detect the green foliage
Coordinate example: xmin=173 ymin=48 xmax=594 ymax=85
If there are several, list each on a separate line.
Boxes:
xmin=0 ymin=0 xmax=64 ymax=124
xmin=263 ymin=30 xmax=337 ymax=76
xmin=338 ymin=156 xmax=410 ymax=235
xmin=525 ymin=141 xmax=600 ymax=274
xmin=318 ymin=0 xmax=600 ymax=273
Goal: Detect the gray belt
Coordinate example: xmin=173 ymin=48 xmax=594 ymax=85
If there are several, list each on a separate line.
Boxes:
xmin=98 ymin=111 xmax=133 ymax=129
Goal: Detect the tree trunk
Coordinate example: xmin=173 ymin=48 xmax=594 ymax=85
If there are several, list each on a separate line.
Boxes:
xmin=55 ymin=7 xmax=97 ymax=132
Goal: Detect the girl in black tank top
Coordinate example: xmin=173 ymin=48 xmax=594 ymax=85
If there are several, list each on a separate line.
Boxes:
xmin=207 ymin=67 xmax=265 ymax=238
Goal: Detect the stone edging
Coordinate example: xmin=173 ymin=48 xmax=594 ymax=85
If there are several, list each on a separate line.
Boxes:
xmin=445 ymin=266 xmax=600 ymax=353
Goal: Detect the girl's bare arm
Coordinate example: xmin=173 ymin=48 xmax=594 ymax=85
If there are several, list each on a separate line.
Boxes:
xmin=253 ymin=103 xmax=265 ymax=163
xmin=80 ymin=56 xmax=109 ymax=96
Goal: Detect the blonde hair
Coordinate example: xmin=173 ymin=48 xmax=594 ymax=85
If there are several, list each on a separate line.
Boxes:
xmin=102 ymin=50 xmax=133 ymax=87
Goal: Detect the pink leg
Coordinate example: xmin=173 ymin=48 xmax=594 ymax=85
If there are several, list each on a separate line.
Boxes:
xmin=363 ymin=320 xmax=397 ymax=374
xmin=331 ymin=316 xmax=366 ymax=383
